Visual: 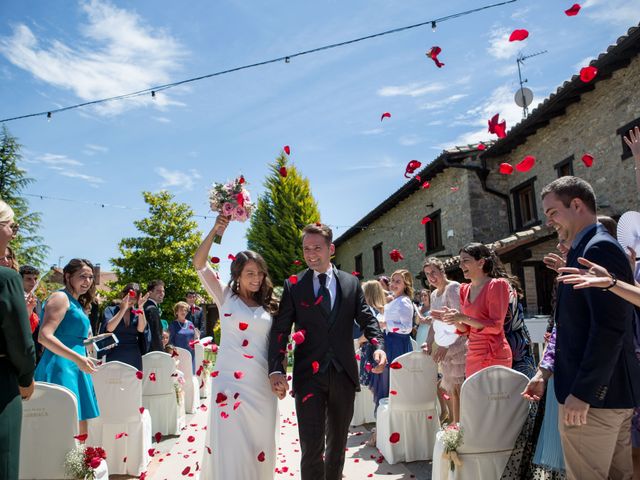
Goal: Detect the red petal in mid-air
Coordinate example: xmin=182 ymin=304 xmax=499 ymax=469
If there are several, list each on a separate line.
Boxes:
xmin=477 ymin=143 xmax=486 ymax=151
xmin=509 ymin=29 xmax=529 ymax=42
xmin=380 ymin=112 xmax=391 ymax=121
xmin=418 ymin=242 xmax=425 ymax=251
xmin=564 ymin=3 xmax=581 ymax=16
xmin=279 ymin=166 xmax=287 ymax=178
xmin=228 ymin=254 xmax=236 ymax=261
xmin=389 ymin=249 xmax=404 ymax=262
xmin=289 ymin=275 xmax=298 ymax=285
xmin=516 ymin=155 xmax=536 ymax=172
xmin=499 ymin=163 xmax=514 ymax=175
xmin=389 ymin=432 xmax=401 ymax=444
xmin=302 ymin=393 xmax=314 ymax=403
xmin=422 ymin=181 xmax=430 ymax=189
xmin=580 ymin=66 xmax=598 ymax=83
xmin=311 ymin=361 xmax=320 ymax=374
xmin=234 ymin=371 xmax=244 ymax=379
xmin=210 ymin=256 xmax=220 ymax=264
xmin=283 ymin=145 xmax=291 ymax=155
xmin=239 ymin=322 xmax=249 ymax=331
xmin=154 ymin=432 xmax=162 ymax=443
xmin=389 ymin=362 xmax=403 ymax=369
xmin=292 ymin=330 xmax=306 ymax=345
xmin=421 ymin=216 xmax=432 ymax=225
xmin=581 ymin=153 xmax=594 ymax=167
xmin=426 ymin=46 xmax=445 ymax=68
xmin=404 ymin=160 xmax=422 ymax=178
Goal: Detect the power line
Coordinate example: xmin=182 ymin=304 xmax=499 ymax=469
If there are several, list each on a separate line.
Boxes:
xmin=1 ymin=0 xmax=517 ymax=123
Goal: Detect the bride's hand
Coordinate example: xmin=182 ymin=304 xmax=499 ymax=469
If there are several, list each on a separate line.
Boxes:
xmin=214 ymin=215 xmax=231 ymax=236
xmin=269 ymin=373 xmax=289 ymax=399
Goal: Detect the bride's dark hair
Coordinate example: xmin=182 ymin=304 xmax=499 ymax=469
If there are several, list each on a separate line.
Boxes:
xmin=229 ymin=250 xmax=277 ymax=313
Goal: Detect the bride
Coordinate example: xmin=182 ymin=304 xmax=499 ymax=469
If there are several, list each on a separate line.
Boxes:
xmin=193 ymin=215 xmax=282 ymax=479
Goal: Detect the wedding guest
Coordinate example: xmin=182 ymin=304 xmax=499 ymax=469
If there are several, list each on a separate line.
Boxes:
xmin=377 ymin=276 xmax=394 ymax=303
xmin=144 ymin=280 xmax=165 ymax=352
xmin=623 ymin=125 xmax=640 ymax=192
xmin=185 ymin=291 xmax=205 ymax=337
xmin=168 ymin=301 xmax=199 ymax=373
xmin=19 ymin=265 xmax=43 ymax=362
xmin=437 ymin=243 xmax=512 ymax=377
xmin=100 ymin=283 xmax=149 ymax=370
xmin=0 ymin=201 xmax=35 ymax=480
xmin=414 ymin=289 xmax=431 ymax=347
xmin=162 ymin=329 xmax=170 ymax=349
xmin=422 ymin=257 xmax=466 ymax=424
xmin=504 ymin=278 xmax=536 ymax=378
xmin=35 ymin=259 xmax=100 ymax=439
xmin=0 ymin=246 xmax=18 ymax=271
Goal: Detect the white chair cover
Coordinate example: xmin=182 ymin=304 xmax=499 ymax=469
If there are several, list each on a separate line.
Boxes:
xmin=194 ymin=342 xmax=209 ymax=398
xmin=410 ymin=337 xmax=419 ymax=351
xmin=141 ymin=352 xmax=186 ymax=435
xmin=376 ymin=351 xmax=439 ymax=464
xmin=20 ymin=382 xmax=109 ymax=480
xmin=431 ymin=366 xmax=530 ymax=480
xmin=175 ymin=347 xmax=200 ymax=414
xmin=351 ymin=340 xmax=376 ymax=426
xmin=88 ymin=361 xmax=152 ymax=476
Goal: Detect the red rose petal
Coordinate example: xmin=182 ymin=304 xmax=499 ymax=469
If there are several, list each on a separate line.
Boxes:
xmin=288 ymin=274 xmax=298 ymax=284
xmin=564 ymin=3 xmax=581 ymax=16
xmin=234 ymin=371 xmax=244 ymax=379
xmin=243 ymin=354 xmax=254 ymax=359
xmin=293 ymin=260 xmax=302 ymax=266
xmin=74 ymin=433 xmax=88 ymax=442
xmin=499 ymin=163 xmax=514 ymax=175
xmin=182 ymin=466 xmax=191 ymax=475
xmin=509 ymin=29 xmax=529 ymax=42
xmin=257 ymin=451 xmax=266 ymax=462
xmin=238 ymin=175 xmax=245 ymax=184
xmin=139 ymin=472 xmax=147 ymax=480
xmin=365 ymin=362 xmax=372 ymax=372
xmin=228 ymin=253 xmax=236 ymax=261
xmin=450 ymin=186 xmax=459 ymax=192
xmin=418 ymin=242 xmax=425 ymax=251
xmin=148 ymin=448 xmax=156 ymax=457
xmin=148 ymin=373 xmax=156 ymax=382
xmin=241 ymin=339 xmax=249 ymax=347
xmin=136 ymin=371 xmax=143 ymax=380
xmin=442 ymin=392 xmax=451 ymax=400
xmin=239 ymin=322 xmax=249 ymax=331
xmin=139 ymin=407 xmax=145 ymax=414
xmin=415 ymin=175 xmax=421 ymax=182
xmin=206 ymin=446 xmax=212 ymax=454
xmin=154 ymin=432 xmax=162 ymax=443
xmin=580 ymin=66 xmax=598 ymax=83
xmin=389 ymin=249 xmax=404 ymax=262
xmin=488 ymin=113 xmax=507 ymax=139
xmin=220 ymin=412 xmax=229 ymax=419
xmin=215 ymin=393 xmax=228 ymax=404
xmin=390 ymin=390 xmax=398 ymax=395
xmin=283 ymin=145 xmax=291 ymax=155
xmin=314 ymin=296 xmax=323 ymax=306
xmin=210 ymin=256 xmax=220 ymax=264
xmin=187 ymin=435 xmax=195 ymax=443
xmin=477 ymin=143 xmax=486 ymax=151
xmin=351 ymin=271 xmax=360 ymax=276
xmin=370 ymin=338 xmax=379 ymax=346
xmin=516 ymin=155 xmax=536 ymax=172
xmin=128 ymin=289 xmax=136 ymax=297
xmin=426 ymin=46 xmax=445 ymax=68
xmin=404 ymin=160 xmax=422 ymax=178
xmin=581 ymin=153 xmax=594 ymax=167
xmin=211 ymin=370 xmax=219 ymax=377
xmin=389 ymin=432 xmax=400 ymax=444
xmin=292 ymin=330 xmax=306 ymax=345
xmin=389 ymin=362 xmax=403 ymax=369
xmin=311 ymin=361 xmax=320 ymax=374
xmin=380 ymin=112 xmax=391 ymax=121
xmin=115 ymin=432 xmax=128 ymax=439
xmin=279 ymin=166 xmax=288 ymax=178
xmin=422 ymin=181 xmax=431 ymax=189
xmin=302 ymin=393 xmax=314 ymax=403
xmin=421 ymin=216 xmax=431 ymax=225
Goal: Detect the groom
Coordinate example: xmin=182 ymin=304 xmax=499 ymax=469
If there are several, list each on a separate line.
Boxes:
xmin=268 ymin=223 xmax=387 ymax=480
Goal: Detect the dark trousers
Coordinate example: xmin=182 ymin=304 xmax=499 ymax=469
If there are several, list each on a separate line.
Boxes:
xmin=0 ymin=395 xmax=22 ymax=480
xmin=295 ymin=365 xmax=356 ymax=480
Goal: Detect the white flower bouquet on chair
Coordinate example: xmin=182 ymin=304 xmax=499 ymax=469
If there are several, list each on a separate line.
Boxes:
xmin=64 ymin=445 xmax=107 ymax=480
xmin=441 ymin=424 xmax=464 ymax=472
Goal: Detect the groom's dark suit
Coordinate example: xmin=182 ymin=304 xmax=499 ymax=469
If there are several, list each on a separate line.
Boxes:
xmin=268 ymin=267 xmax=384 ymax=480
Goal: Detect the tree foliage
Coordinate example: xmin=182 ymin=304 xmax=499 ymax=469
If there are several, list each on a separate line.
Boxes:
xmin=0 ymin=126 xmax=49 ymax=267
xmin=110 ymin=191 xmax=205 ymax=310
xmin=246 ymin=153 xmax=320 ymax=286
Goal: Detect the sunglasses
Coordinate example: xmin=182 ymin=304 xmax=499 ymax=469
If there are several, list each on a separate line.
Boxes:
xmin=0 ymin=222 xmax=19 ymax=233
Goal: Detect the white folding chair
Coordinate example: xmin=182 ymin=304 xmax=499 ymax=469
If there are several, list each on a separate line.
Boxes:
xmin=88 ymin=361 xmax=152 ymax=476
xmin=19 ymin=382 xmax=108 ymax=479
xmin=175 ymin=347 xmax=199 ymax=414
xmin=432 ymin=366 xmax=530 ymax=480
xmin=351 ymin=340 xmax=376 ymax=426
xmin=376 ymin=351 xmax=439 ymax=463
xmin=194 ymin=342 xmax=209 ymax=398
xmin=141 ymin=352 xmax=185 ymax=435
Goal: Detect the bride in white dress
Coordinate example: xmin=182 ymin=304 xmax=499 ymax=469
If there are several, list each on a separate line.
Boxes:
xmin=193 ymin=216 xmax=281 ymax=480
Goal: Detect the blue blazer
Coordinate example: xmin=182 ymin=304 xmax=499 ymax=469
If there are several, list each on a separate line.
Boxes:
xmin=554 ymin=224 xmax=640 ymax=408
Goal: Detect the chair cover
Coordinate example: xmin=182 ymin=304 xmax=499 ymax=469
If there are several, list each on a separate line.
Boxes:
xmin=194 ymin=342 xmax=209 ymax=398
xmin=88 ymin=361 xmax=152 ymax=476
xmin=351 ymin=340 xmax=376 ymax=426
xmin=141 ymin=352 xmax=185 ymax=435
xmin=175 ymin=347 xmax=200 ymax=414
xmin=376 ymin=351 xmax=439 ymax=464
xmin=431 ymin=366 xmax=530 ymax=480
xmin=20 ymin=382 xmax=108 ymax=480
xmin=410 ymin=337 xmax=419 ymax=351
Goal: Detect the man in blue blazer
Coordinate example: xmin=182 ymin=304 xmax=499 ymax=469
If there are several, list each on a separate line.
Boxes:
xmin=541 ymin=176 xmax=640 ymax=479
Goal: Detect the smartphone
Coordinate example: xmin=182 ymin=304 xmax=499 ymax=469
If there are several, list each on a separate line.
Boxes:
xmin=84 ymin=333 xmax=119 ymax=352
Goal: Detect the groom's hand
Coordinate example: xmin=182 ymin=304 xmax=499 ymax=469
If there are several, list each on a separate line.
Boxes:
xmin=269 ymin=373 xmax=289 ymax=400
xmin=371 ymin=349 xmax=387 ymax=373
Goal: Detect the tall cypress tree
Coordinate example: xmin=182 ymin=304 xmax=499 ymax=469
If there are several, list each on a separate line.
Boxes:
xmin=0 ymin=126 xmax=49 ymax=267
xmin=246 ymin=153 xmax=321 ymax=286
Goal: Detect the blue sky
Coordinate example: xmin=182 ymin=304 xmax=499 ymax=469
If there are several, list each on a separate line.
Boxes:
xmin=0 ymin=0 xmax=638 ymax=283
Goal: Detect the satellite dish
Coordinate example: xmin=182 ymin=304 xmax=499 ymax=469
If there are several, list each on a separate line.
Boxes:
xmin=514 ymin=87 xmax=533 ymax=107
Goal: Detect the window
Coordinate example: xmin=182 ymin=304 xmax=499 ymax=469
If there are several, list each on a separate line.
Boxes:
xmin=425 ymin=210 xmax=443 ymax=253
xmin=354 ymin=254 xmax=363 ymax=279
xmin=554 ymin=156 xmax=574 ymax=177
xmin=373 ymin=243 xmax=384 ymax=275
xmin=617 ymin=117 xmax=640 ymax=160
xmin=512 ymin=178 xmax=539 ymax=230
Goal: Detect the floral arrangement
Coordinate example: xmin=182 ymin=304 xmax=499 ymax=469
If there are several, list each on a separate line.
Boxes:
xmin=64 ymin=445 xmax=106 ymax=480
xmin=174 ymin=382 xmax=184 ymax=406
xmin=208 ymin=176 xmax=253 ymax=243
xmin=441 ymin=423 xmax=464 ymax=472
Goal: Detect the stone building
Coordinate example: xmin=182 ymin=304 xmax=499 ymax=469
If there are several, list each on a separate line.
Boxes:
xmin=334 ymin=23 xmax=640 ymax=315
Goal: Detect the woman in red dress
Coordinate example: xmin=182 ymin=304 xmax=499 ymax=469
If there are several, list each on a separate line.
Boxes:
xmin=434 ymin=243 xmax=513 ymax=377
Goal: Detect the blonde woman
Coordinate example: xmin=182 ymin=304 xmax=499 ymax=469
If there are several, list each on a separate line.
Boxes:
xmin=168 ymin=301 xmax=199 ymax=373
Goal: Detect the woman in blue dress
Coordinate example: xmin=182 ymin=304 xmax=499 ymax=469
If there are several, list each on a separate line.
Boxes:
xmin=168 ymin=301 xmax=199 ymax=373
xmin=100 ymin=283 xmax=149 ymax=370
xmin=35 ymin=259 xmax=100 ymax=438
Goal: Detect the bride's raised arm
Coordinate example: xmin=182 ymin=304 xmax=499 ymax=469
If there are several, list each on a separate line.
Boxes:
xmin=193 ymin=215 xmax=230 ymax=306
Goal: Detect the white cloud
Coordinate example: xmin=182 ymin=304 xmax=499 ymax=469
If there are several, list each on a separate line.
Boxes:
xmin=398 ymin=134 xmax=423 ymax=146
xmin=582 ymin=0 xmax=640 ymax=26
xmin=360 ymin=127 xmax=384 ymax=135
xmin=155 ymin=167 xmax=201 ymax=190
xmin=0 ymin=0 xmax=187 ymax=116
xmin=419 ymin=94 xmax=468 ymax=111
xmin=338 ymin=156 xmax=400 ymax=171
xmin=34 ymin=152 xmax=104 ymax=185
xmin=377 ymin=81 xmax=446 ymax=98
xmin=486 ymin=27 xmax=524 ymax=60
xmin=59 ymin=170 xmax=104 ymax=185
xmin=83 ymin=143 xmax=108 ymax=155
xmin=153 ymin=116 xmax=171 ymax=123
xmin=39 ymin=153 xmax=83 ymax=167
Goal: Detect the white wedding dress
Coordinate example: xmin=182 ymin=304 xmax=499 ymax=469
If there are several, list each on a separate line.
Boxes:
xmin=198 ymin=267 xmax=278 ymax=479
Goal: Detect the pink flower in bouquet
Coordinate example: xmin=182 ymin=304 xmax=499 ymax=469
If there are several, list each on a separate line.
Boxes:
xmin=234 ymin=205 xmax=248 ymax=222
xmin=222 ymin=202 xmax=234 ymax=216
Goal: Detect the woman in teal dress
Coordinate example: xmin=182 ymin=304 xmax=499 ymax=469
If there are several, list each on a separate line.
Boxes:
xmin=35 ymin=258 xmax=100 ymax=438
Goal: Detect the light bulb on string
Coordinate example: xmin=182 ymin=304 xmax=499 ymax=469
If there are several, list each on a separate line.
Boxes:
xmin=284 ymin=57 xmax=290 ymax=64
xmin=151 ymin=91 xmax=156 ymax=100
xmin=431 ymin=21 xmax=437 ymax=32
xmin=47 ymin=112 xmax=52 ymax=122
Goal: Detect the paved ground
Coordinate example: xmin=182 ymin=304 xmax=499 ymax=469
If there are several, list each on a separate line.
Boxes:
xmin=112 ymin=394 xmax=433 ymax=479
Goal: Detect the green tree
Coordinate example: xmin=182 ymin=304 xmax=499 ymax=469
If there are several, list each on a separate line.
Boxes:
xmin=110 ymin=190 xmax=204 ymax=310
xmin=246 ymin=153 xmax=321 ymax=286
xmin=0 ymin=126 xmax=49 ymax=267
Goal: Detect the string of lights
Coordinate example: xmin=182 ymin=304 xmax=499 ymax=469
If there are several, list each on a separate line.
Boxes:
xmin=1 ymin=0 xmax=517 ymax=123
xmin=24 ymin=192 xmax=404 ymax=232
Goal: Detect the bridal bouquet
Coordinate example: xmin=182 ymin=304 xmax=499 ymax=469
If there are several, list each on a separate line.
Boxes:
xmin=64 ymin=445 xmax=107 ymax=480
xmin=441 ymin=423 xmax=464 ymax=472
xmin=208 ymin=176 xmax=254 ymax=244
